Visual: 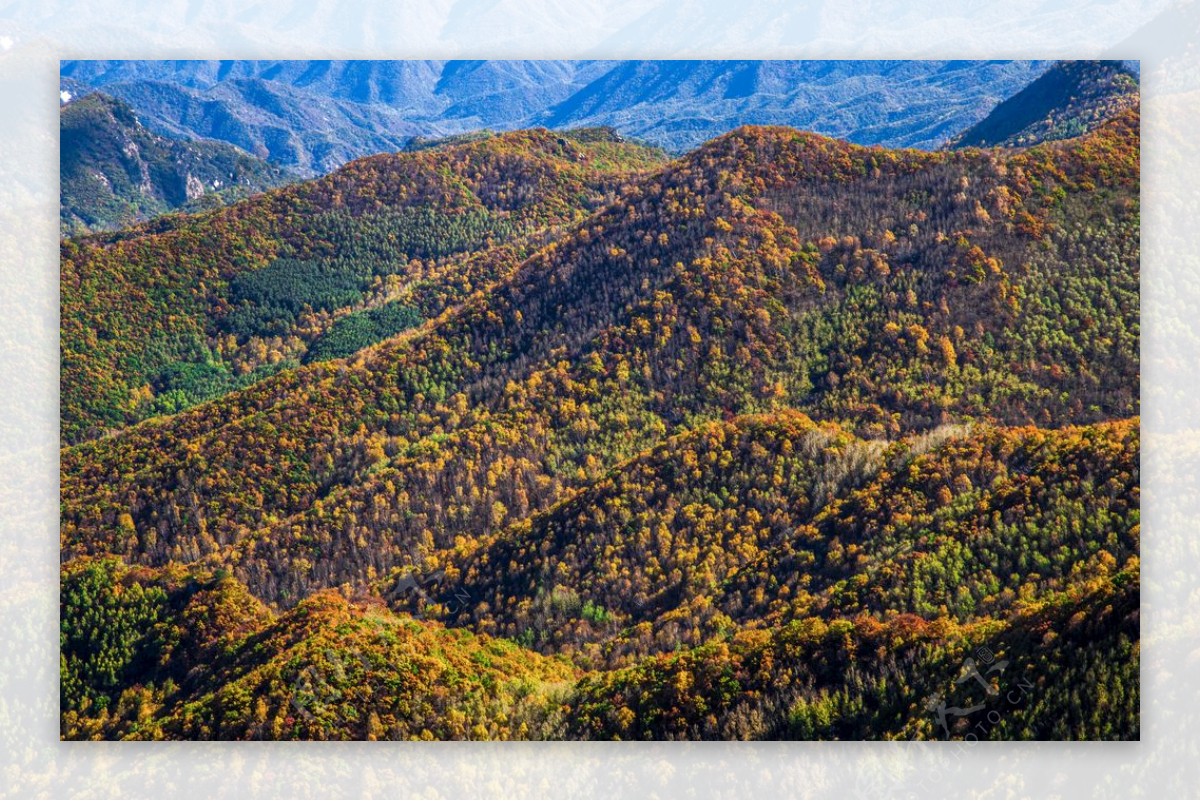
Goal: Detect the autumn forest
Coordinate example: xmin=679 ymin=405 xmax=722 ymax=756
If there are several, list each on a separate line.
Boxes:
xmin=59 ymin=60 xmax=1140 ymax=741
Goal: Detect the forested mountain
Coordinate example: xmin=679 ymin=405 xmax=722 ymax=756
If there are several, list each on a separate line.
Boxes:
xmin=62 ymin=418 xmax=1138 ymax=741
xmin=60 ymin=105 xmax=1139 ymax=740
xmin=59 ymin=60 xmax=1052 ymax=172
xmin=948 ymin=60 xmax=1139 ymax=148
xmin=60 ymin=92 xmax=292 ymax=235
xmin=61 ymin=127 xmax=668 ymax=442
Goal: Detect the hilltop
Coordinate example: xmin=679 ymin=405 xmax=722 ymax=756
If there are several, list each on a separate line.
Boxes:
xmin=60 ymin=128 xmax=669 ymax=442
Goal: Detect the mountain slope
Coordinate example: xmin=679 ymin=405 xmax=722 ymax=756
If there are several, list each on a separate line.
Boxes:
xmin=566 ymin=571 xmax=1138 ymax=740
xmin=535 ymin=60 xmax=1053 ymax=152
xmin=60 ymin=558 xmax=577 ymax=740
xmin=60 ymin=92 xmax=292 ymax=235
xmin=60 ymin=113 xmax=1139 ymax=741
xmin=61 ymin=416 xmax=1139 ymax=741
xmin=62 ymin=112 xmax=1138 ymax=602
xmin=949 ymin=60 xmax=1139 ymax=148
xmin=81 ymin=77 xmax=423 ymax=176
xmin=60 ymin=128 xmax=668 ymax=442
xmin=435 ymin=415 xmax=1138 ymax=667
xmin=61 ymin=60 xmax=1053 ymax=172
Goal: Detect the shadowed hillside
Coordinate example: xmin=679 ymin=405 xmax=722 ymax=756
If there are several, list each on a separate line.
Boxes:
xmin=949 ymin=60 xmax=1138 ymax=148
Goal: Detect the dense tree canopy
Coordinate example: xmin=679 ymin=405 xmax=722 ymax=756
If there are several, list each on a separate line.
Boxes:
xmin=60 ymin=110 xmax=1140 ymax=740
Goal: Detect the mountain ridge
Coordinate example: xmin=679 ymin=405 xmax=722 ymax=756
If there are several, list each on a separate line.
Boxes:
xmin=61 ymin=60 xmax=1054 ymax=174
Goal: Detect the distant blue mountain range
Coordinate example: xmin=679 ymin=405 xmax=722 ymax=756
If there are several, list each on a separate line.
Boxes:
xmin=61 ymin=60 xmax=1053 ymax=175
